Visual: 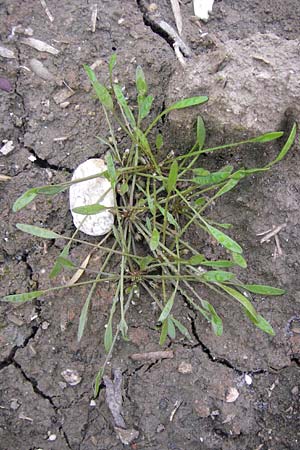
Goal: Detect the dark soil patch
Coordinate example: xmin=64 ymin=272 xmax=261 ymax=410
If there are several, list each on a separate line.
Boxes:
xmin=1 ymin=1 xmax=299 ymax=449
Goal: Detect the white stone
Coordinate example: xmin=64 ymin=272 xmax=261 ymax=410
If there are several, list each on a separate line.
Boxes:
xmin=69 ymin=158 xmax=115 ymax=236
xmin=225 ymin=387 xmax=239 ymax=403
xmin=61 ymin=369 xmax=82 ymax=386
xmin=193 ymin=0 xmax=215 ymax=21
xmin=0 ymin=140 xmax=14 ymax=155
xmin=245 ymin=374 xmax=253 ymax=385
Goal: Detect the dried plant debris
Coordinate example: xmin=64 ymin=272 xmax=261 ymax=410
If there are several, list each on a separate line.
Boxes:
xmin=20 ymin=37 xmax=59 ymax=55
xmin=0 ymin=46 xmax=16 ymax=59
xmin=91 ymin=4 xmax=98 ymax=32
xmin=40 ymin=0 xmax=54 ymax=22
xmin=170 ymin=0 xmax=183 ymax=35
xmin=29 ymin=58 xmax=58 ymax=82
xmin=103 ymin=369 xmax=139 ymax=445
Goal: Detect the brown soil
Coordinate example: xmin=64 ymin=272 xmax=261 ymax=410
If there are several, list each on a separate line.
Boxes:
xmin=0 ymin=1 xmax=299 ymax=449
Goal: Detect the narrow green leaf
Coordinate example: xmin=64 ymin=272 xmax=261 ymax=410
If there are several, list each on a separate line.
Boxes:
xmin=248 ymin=131 xmax=284 ymax=143
xmin=113 ymin=84 xmax=136 ymax=127
xmin=167 ymin=160 xmax=178 ymax=193
xmin=201 ymin=260 xmax=235 ymax=268
xmin=157 ymin=205 xmax=179 ymax=228
xmin=2 ymin=290 xmax=45 ymax=303
xmin=192 ymin=166 xmax=233 ymax=186
xmin=193 ymin=168 xmax=210 ymax=176
xmin=206 ymin=224 xmax=243 ymax=254
xmin=136 ymin=65 xmax=147 ymax=96
xmin=202 ymin=270 xmax=235 ymax=283
xmin=139 ymin=95 xmax=154 ymax=120
xmin=78 ymin=295 xmax=92 ymax=342
xmin=167 ymin=317 xmax=176 ymax=339
xmin=119 ymin=318 xmax=128 ymax=339
xmin=84 ymin=65 xmax=113 ymax=110
xmin=159 ymin=319 xmax=168 ymax=345
xmin=136 ymin=255 xmax=154 ymax=271
xmin=57 ymin=256 xmax=76 ymax=269
xmin=242 ymin=284 xmax=285 ymax=296
xmin=16 ymin=223 xmax=60 ymax=239
xmin=155 ymin=133 xmax=163 ymax=150
xmin=36 ymin=185 xmax=68 ymax=195
xmin=194 ymin=197 xmax=206 ymax=207
xmin=104 ymin=320 xmax=113 ymax=352
xmin=219 ymin=284 xmax=258 ymax=321
xmin=166 ymin=96 xmax=208 ymax=113
xmin=135 ymin=128 xmax=151 ymax=154
xmin=243 ymin=309 xmax=275 ymax=336
xmin=158 ymin=291 xmax=176 ymax=323
xmin=187 ymin=254 xmax=205 ymax=265
xmin=94 ymin=367 xmax=105 ymax=397
xmin=196 ymin=116 xmax=206 ymax=150
xmin=13 ymin=188 xmax=37 ymax=212
xmin=172 ymin=317 xmax=192 ymax=340
xmin=108 ymin=54 xmax=117 ymax=76
xmin=149 ymin=228 xmax=160 ymax=251
xmin=232 ymin=252 xmax=247 ymax=268
xmin=215 ymin=179 xmax=239 ymax=198
xmin=106 ymin=152 xmax=117 ymax=187
xmin=268 ymin=123 xmax=297 ymax=166
xmin=72 ymin=204 xmax=107 ymax=215
xmin=202 ymin=301 xmax=223 ymax=336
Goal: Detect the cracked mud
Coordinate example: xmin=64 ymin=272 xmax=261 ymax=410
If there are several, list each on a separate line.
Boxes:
xmin=1 ymin=0 xmax=300 ymax=449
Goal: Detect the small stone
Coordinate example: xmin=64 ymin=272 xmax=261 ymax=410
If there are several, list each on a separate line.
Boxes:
xmin=114 ymin=427 xmax=139 ymax=445
xmin=156 ymin=424 xmax=165 ymax=433
xmin=69 ymin=159 xmax=115 ymax=236
xmin=0 ymin=141 xmax=14 ymax=155
xmin=291 ymin=386 xmax=299 ymax=396
xmin=48 ymin=434 xmax=57 ymax=441
xmin=194 ymin=400 xmax=210 ymax=418
xmin=225 ymin=387 xmax=239 ymax=403
xmin=41 ymin=321 xmax=50 ymax=330
xmin=245 ymin=374 xmax=253 ymax=385
xmin=28 ymin=154 xmax=37 ymax=162
xmin=10 ymin=399 xmax=21 ymax=410
xmin=58 ymin=381 xmax=67 ymax=389
xmin=90 ymin=399 xmax=96 ymax=407
xmin=61 ymin=369 xmax=82 ymax=386
xmin=178 ymin=362 xmax=193 ymax=374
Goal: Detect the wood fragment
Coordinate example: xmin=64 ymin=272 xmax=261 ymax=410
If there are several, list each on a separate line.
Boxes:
xmin=158 ymin=20 xmax=191 ymax=57
xmin=274 ymin=234 xmax=283 ymax=256
xmin=40 ymin=0 xmax=54 ymax=22
xmin=173 ymin=42 xmax=186 ymax=67
xmin=91 ymin=4 xmax=98 ymax=33
xmin=170 ymin=0 xmax=183 ymax=35
xmin=260 ymin=224 xmax=286 ymax=243
xmin=103 ymin=369 xmax=126 ymax=428
xmin=67 ymin=252 xmax=92 ymax=286
xmin=169 ymin=400 xmax=183 ymax=421
xmin=29 ymin=59 xmax=57 ymax=82
xmin=20 ymin=38 xmax=59 ymax=55
xmin=0 ymin=175 xmax=12 ymax=182
xmin=130 ymin=350 xmax=174 ymax=361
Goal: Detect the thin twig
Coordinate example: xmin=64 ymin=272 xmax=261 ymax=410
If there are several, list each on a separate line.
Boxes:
xmin=130 ymin=350 xmax=174 ymax=361
xmin=40 ymin=0 xmax=54 ymax=22
xmin=260 ymin=224 xmax=286 ymax=243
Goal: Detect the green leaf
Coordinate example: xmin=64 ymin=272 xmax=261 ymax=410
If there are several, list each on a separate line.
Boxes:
xmin=241 ymin=284 xmax=285 ymax=296
xmin=158 ymin=291 xmax=176 ymax=323
xmin=155 ymin=133 xmax=163 ymax=150
xmin=139 ymin=95 xmax=154 ymax=120
xmin=106 ymin=152 xmax=117 ymax=187
xmin=84 ymin=65 xmax=113 ymax=111
xmin=202 ymin=270 xmax=235 ymax=283
xmin=104 ymin=320 xmax=113 ymax=352
xmin=167 ymin=160 xmax=178 ymax=194
xmin=206 ymin=224 xmax=243 ymax=254
xmin=194 ymin=197 xmax=206 ymax=207
xmin=202 ymin=301 xmax=223 ymax=336
xmin=56 ymin=256 xmax=76 ymax=269
xmin=166 ymin=96 xmax=208 ymax=113
xmin=167 ymin=317 xmax=176 ymax=339
xmin=2 ymin=290 xmax=45 ymax=303
xmin=36 ymin=185 xmax=68 ymax=195
xmin=219 ymin=284 xmax=258 ymax=321
xmin=135 ymin=128 xmax=151 ymax=155
xmin=192 ymin=166 xmax=233 ymax=186
xmin=232 ymin=252 xmax=247 ymax=268
xmin=13 ymin=188 xmax=37 ymax=212
xmin=157 ymin=205 xmax=179 ymax=228
xmin=172 ymin=317 xmax=192 ymax=340
xmin=16 ymin=223 xmax=60 ymax=239
xmin=159 ymin=319 xmax=168 ymax=345
xmin=113 ymin=84 xmax=136 ymax=127
xmin=108 ymin=53 xmax=117 ymax=76
xmin=94 ymin=366 xmax=105 ymax=397
xmin=196 ymin=116 xmax=206 ymax=150
xmin=268 ymin=123 xmax=297 ymax=167
xmin=248 ymin=131 xmax=284 ymax=143
xmin=78 ymin=295 xmax=92 ymax=342
xmin=119 ymin=183 xmax=129 ymax=195
xmin=49 ymin=244 xmax=70 ymax=279
xmin=193 ymin=168 xmax=210 ymax=176
xmin=187 ymin=254 xmax=205 ymax=265
xmin=215 ymin=179 xmax=239 ymax=198
xmin=243 ymin=309 xmax=275 ymax=336
xmin=136 ymin=255 xmax=154 ymax=271
xmin=119 ymin=318 xmax=128 ymax=339
xmin=136 ymin=65 xmax=147 ymax=96
xmin=149 ymin=228 xmax=160 ymax=251
xmin=72 ymin=204 xmax=107 ymax=215
xmin=200 ymin=260 xmax=235 ymax=268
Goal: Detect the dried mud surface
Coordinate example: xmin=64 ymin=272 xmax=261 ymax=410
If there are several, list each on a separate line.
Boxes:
xmin=0 ymin=1 xmax=299 ymax=449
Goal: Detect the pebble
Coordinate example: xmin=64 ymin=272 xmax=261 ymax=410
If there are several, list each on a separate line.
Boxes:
xmin=69 ymin=159 xmax=115 ymax=236
xmin=90 ymin=399 xmax=96 ymax=407
xmin=291 ymin=386 xmax=298 ymax=396
xmin=61 ymin=369 xmax=82 ymax=386
xmin=156 ymin=424 xmax=165 ymax=433
xmin=0 ymin=45 xmax=15 ymax=58
xmin=177 ymin=362 xmax=193 ymax=374
xmin=41 ymin=321 xmax=50 ymax=330
xmin=29 ymin=59 xmax=56 ymax=82
xmin=10 ymin=399 xmax=21 ymax=410
xmin=245 ymin=374 xmax=253 ymax=385
xmin=0 ymin=141 xmax=14 ymax=155
xmin=225 ymin=387 xmax=239 ymax=403
xmin=0 ymin=78 xmax=13 ymax=93
xmin=194 ymin=400 xmax=210 ymax=418
xmin=48 ymin=434 xmax=57 ymax=441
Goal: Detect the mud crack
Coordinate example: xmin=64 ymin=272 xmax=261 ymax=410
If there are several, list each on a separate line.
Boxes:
xmin=0 ymin=324 xmax=39 ymax=371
